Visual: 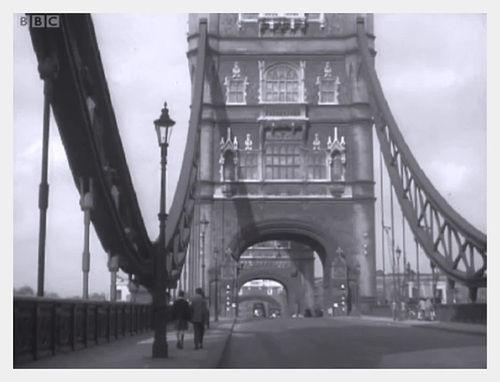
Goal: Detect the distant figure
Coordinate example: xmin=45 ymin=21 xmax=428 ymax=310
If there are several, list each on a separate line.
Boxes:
xmin=172 ymin=290 xmax=191 ymax=349
xmin=190 ymin=288 xmax=209 ymax=350
xmin=424 ymin=298 xmax=434 ymax=321
xmin=400 ymin=300 xmax=407 ymax=320
xmin=391 ymin=300 xmax=398 ymax=321
xmin=417 ymin=298 xmax=426 ymax=320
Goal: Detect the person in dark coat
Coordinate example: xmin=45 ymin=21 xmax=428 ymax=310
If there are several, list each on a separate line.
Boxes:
xmin=172 ymin=290 xmax=190 ymax=349
xmin=190 ymin=288 xmax=209 ymax=350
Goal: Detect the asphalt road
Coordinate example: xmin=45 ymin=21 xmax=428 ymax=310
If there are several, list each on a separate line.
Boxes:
xmin=219 ymin=317 xmax=486 ymax=368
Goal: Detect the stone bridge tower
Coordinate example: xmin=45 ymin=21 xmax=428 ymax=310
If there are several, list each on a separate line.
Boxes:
xmin=185 ymin=13 xmax=376 ymax=315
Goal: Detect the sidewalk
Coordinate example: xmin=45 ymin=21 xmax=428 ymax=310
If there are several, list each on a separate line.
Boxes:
xmin=16 ymin=318 xmax=235 ymax=369
xmin=334 ymin=315 xmax=487 ymax=336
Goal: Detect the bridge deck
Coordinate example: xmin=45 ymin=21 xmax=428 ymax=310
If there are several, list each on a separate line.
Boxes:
xmin=14 ymin=316 xmax=485 ymax=369
xmin=15 ymin=319 xmax=235 ymax=369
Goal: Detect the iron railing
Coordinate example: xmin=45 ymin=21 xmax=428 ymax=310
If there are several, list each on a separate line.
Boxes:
xmin=14 ymin=297 xmax=153 ymax=365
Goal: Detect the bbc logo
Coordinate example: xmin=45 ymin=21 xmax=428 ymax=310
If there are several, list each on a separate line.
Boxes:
xmin=19 ymin=15 xmax=60 ymax=28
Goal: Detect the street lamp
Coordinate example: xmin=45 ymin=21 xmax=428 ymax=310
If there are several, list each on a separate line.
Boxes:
xmin=200 ymin=213 xmax=209 ymax=293
xmin=212 ymin=248 xmax=220 ymax=322
xmin=395 ymin=246 xmax=401 ymax=301
xmin=395 ymin=246 xmax=405 ymax=320
xmin=235 ymin=262 xmax=244 ymax=318
xmin=336 ymin=246 xmax=349 ymax=315
xmin=152 ymin=102 xmax=175 ymax=358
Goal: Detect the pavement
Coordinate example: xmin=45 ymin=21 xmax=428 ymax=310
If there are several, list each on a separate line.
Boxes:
xmin=15 ymin=318 xmax=236 ymax=369
xmin=14 ymin=315 xmax=485 ymax=369
xmin=333 ymin=314 xmax=487 ymax=336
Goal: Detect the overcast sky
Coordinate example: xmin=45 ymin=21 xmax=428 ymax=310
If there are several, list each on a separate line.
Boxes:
xmin=12 ymin=13 xmax=487 ymax=298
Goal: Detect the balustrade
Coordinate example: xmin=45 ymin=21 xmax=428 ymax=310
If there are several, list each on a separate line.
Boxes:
xmin=13 ymin=297 xmax=153 ymax=365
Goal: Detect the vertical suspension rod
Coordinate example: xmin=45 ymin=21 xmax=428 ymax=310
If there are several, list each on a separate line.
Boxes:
xmin=37 ymin=80 xmax=52 ymax=297
xmin=379 ymin=151 xmax=387 ymax=303
xmin=416 ymin=239 xmax=420 ymax=300
xmin=402 ymin=209 xmax=407 ymax=300
xmin=390 ymin=185 xmax=396 ymax=301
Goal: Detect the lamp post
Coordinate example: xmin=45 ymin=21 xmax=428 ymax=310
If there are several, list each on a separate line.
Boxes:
xmin=395 ymin=246 xmax=401 ymax=300
xmin=235 ymin=262 xmax=244 ymax=318
xmin=152 ymin=102 xmax=175 ymax=358
xmin=336 ymin=246 xmax=349 ymax=315
xmin=200 ymin=213 xmax=209 ymax=293
xmin=212 ymin=248 xmax=220 ymax=322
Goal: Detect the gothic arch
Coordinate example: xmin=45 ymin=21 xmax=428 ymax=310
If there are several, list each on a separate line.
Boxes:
xmin=238 ymin=294 xmax=285 ymax=312
xmin=237 ymin=273 xmax=298 ymax=316
xmin=227 ymin=219 xmax=332 ymax=265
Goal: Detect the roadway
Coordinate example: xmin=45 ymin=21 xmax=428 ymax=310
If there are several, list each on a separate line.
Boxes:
xmin=219 ymin=316 xmax=487 ymax=368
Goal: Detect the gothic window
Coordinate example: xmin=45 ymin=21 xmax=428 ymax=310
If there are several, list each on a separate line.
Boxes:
xmin=317 ymin=62 xmax=340 ymax=105
xmin=264 ymin=142 xmax=302 ymax=179
xmin=223 ymin=152 xmax=236 ymax=181
xmin=228 ymin=80 xmax=245 ymax=103
xmin=308 ymin=152 xmax=327 ymax=179
xmin=319 ymin=79 xmax=337 ymax=103
xmin=240 ymin=151 xmax=259 ymax=180
xmin=261 ymin=64 xmax=302 ymax=103
xmin=224 ymin=62 xmax=248 ymax=105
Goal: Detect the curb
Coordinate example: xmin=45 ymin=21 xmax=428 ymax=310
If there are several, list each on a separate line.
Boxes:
xmin=213 ymin=319 xmax=236 ymax=368
xmin=200 ymin=319 xmax=236 ymax=368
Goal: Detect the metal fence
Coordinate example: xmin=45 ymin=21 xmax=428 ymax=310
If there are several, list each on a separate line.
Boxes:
xmin=369 ymin=303 xmax=486 ymax=324
xmin=14 ymin=296 xmax=153 ymax=364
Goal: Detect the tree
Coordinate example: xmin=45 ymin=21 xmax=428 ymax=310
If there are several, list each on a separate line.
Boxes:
xmin=14 ymin=285 xmax=34 ymax=296
xmin=89 ymin=292 xmax=107 ymax=301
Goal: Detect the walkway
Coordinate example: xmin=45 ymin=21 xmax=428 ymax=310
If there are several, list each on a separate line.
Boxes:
xmin=336 ymin=315 xmax=486 ymax=336
xmin=15 ymin=318 xmax=235 ymax=369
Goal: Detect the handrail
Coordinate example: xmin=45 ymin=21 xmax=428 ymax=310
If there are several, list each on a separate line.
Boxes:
xmin=356 ymin=18 xmax=486 ymax=290
xmin=162 ymin=19 xmax=208 ymax=280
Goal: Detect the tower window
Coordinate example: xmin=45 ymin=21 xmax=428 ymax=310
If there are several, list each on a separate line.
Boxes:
xmin=261 ymin=63 xmax=304 ymax=103
xmin=227 ymin=78 xmax=246 ymax=104
xmin=264 ymin=142 xmax=302 ymax=180
xmin=225 ymin=62 xmax=248 ymax=105
xmin=240 ymin=151 xmax=259 ymax=180
xmin=308 ymin=151 xmax=327 ymax=179
xmin=317 ymin=62 xmax=341 ymax=105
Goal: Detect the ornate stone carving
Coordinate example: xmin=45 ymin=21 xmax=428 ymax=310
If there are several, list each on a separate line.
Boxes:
xmin=245 ymin=133 xmax=253 ymax=150
xmin=219 ymin=127 xmax=240 ymax=183
xmin=232 ymin=61 xmax=241 ymax=78
xmin=327 ymin=127 xmax=347 ymax=182
xmin=312 ymin=133 xmax=321 ymax=150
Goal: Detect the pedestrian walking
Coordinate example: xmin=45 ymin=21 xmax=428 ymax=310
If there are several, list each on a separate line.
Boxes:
xmin=172 ymin=290 xmax=191 ymax=349
xmin=424 ymin=298 xmax=435 ymax=321
xmin=400 ymin=300 xmax=407 ymax=320
xmin=417 ymin=298 xmax=426 ymax=320
xmin=391 ymin=300 xmax=398 ymax=321
xmin=190 ymin=287 xmax=209 ymax=350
